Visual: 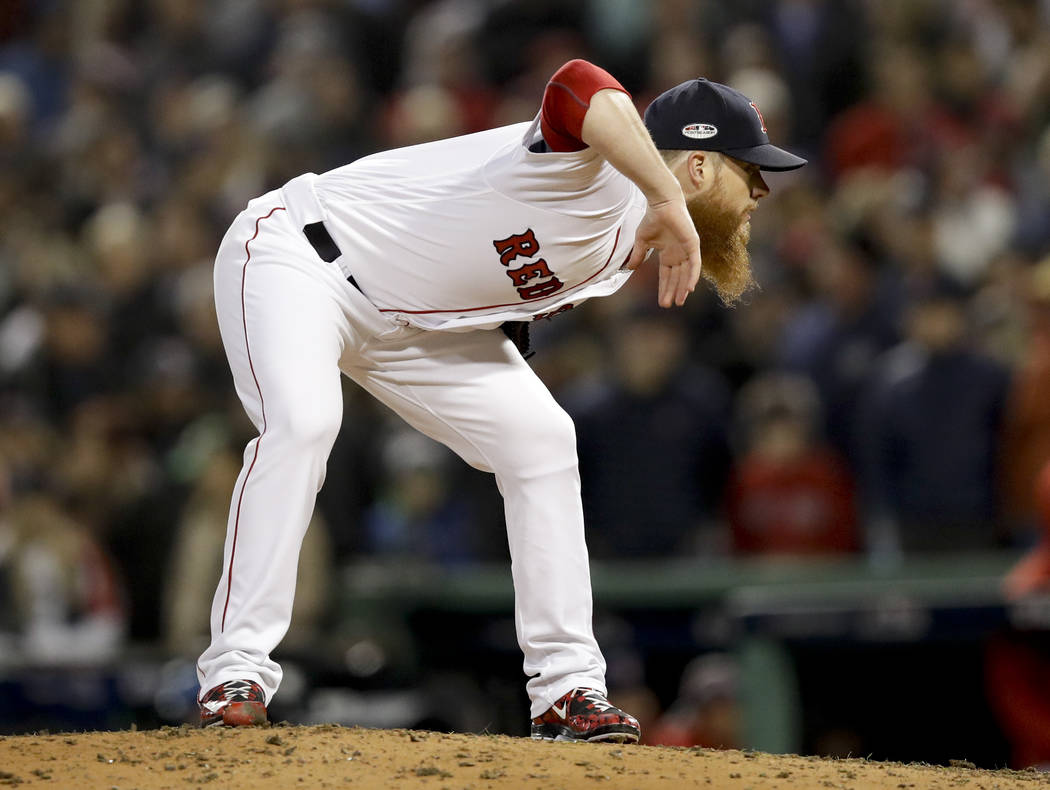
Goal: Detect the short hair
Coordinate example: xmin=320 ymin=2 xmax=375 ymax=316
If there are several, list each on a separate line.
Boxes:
xmin=659 ymin=149 xmax=689 ymax=168
xmin=658 ymin=149 xmax=722 ymax=169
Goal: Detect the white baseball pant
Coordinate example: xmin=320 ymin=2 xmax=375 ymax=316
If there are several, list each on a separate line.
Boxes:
xmin=196 ymin=180 xmax=607 ymax=718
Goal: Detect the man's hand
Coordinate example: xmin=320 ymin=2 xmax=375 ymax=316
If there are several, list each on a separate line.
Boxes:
xmin=627 ymin=197 xmax=702 ymax=307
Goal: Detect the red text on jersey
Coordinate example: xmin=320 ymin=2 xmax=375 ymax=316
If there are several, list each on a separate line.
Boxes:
xmin=492 ymin=228 xmax=565 ymax=301
xmin=533 ymin=303 xmax=575 ymax=321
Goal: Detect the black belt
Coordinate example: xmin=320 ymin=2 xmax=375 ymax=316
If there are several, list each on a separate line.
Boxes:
xmin=303 ymin=221 xmax=360 ymax=291
xmin=305 ymin=219 xmax=532 ymax=359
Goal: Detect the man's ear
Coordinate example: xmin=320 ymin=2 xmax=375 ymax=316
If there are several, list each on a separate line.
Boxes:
xmin=687 ymin=151 xmax=710 ymax=188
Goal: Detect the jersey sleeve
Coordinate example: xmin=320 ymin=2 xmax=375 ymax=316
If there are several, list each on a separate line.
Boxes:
xmin=540 ymin=59 xmax=630 ymax=152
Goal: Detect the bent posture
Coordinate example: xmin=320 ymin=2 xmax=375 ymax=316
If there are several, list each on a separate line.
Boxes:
xmin=197 ymin=59 xmax=805 ymax=742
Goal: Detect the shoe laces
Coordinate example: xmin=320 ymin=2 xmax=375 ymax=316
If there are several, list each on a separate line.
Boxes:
xmin=578 ymin=688 xmax=615 ymax=713
xmin=219 ymin=680 xmax=256 ymax=701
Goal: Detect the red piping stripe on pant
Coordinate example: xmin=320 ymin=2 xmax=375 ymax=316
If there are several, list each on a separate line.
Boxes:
xmin=221 ymin=205 xmax=286 ymax=632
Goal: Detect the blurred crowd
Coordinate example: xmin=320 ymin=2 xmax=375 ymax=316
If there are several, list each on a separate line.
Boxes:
xmin=2 ymin=0 xmax=1050 ymax=758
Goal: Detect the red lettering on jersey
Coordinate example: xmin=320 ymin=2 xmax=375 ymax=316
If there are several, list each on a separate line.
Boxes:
xmin=518 ymin=277 xmax=564 ymax=300
xmin=506 ymin=259 xmax=553 ymax=286
xmin=493 ymin=228 xmax=540 ymax=266
xmin=491 ymin=227 xmax=567 ymax=303
xmin=533 ymin=303 xmax=575 ymax=321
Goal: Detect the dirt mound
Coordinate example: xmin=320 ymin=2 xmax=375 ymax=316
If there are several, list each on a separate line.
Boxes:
xmin=0 ymin=725 xmax=1042 ymax=789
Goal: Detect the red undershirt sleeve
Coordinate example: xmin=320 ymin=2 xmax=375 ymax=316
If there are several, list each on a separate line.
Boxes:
xmin=540 ymin=59 xmax=631 ymax=152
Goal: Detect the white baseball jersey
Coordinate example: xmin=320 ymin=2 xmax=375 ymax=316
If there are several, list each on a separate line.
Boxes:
xmin=199 ymin=68 xmax=643 ymax=724
xmin=313 ymin=114 xmax=647 ymax=330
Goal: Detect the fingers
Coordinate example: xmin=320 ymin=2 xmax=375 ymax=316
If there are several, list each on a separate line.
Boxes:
xmin=630 ymin=199 xmax=702 ymax=306
xmin=671 ymin=260 xmax=689 ymax=306
xmin=656 ymin=242 xmax=701 ymax=307
xmin=658 ymin=268 xmax=671 ymax=307
xmin=676 ymin=245 xmax=702 ymax=305
xmin=674 ymin=278 xmax=692 ymax=306
xmin=658 ymin=260 xmax=679 ymax=308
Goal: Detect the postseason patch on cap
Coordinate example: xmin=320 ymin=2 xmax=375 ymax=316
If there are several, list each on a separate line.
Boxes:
xmin=682 ymin=123 xmax=718 ymax=140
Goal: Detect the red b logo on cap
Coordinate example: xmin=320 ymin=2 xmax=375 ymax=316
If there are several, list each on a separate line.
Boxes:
xmin=749 ymin=101 xmax=767 ymax=133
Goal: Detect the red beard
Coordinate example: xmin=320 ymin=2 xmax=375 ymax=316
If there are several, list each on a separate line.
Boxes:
xmin=686 ymin=194 xmax=755 ymax=305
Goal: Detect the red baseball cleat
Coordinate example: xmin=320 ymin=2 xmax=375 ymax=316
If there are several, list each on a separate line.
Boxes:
xmin=531 ymin=687 xmax=641 ymax=743
xmin=199 ymin=679 xmax=268 ymax=727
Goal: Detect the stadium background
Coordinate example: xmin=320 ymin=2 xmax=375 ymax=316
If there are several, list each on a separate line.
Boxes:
xmin=2 ymin=0 xmax=1050 ymax=771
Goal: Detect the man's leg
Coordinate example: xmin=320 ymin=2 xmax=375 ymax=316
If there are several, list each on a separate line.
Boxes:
xmin=346 ymin=327 xmax=607 ymax=717
xmin=197 ymin=204 xmax=348 ymax=721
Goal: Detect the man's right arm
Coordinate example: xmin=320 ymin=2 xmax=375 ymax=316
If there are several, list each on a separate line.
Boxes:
xmin=540 ymin=60 xmax=702 ymax=308
xmin=580 ymin=88 xmax=701 ymax=308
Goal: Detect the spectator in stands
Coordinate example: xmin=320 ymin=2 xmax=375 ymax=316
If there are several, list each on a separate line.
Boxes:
xmin=989 ymin=460 xmax=1050 ymax=769
xmin=928 ymin=143 xmax=1016 ymax=289
xmin=389 ymin=0 xmax=496 ymax=137
xmin=779 ymin=235 xmax=900 ymax=467
xmin=984 ymin=628 xmax=1050 ymax=770
xmin=567 ymin=298 xmax=732 ymax=558
xmin=35 ymin=286 xmax=115 ymax=420
xmin=648 ymin=652 xmax=742 ymax=749
xmin=861 ymin=282 xmax=1011 ymax=552
xmin=823 ymin=40 xmax=943 ymax=182
xmin=1013 ymin=127 xmax=1050 ymax=256
xmin=1000 ymin=257 xmax=1050 ymax=541
xmin=363 ymin=428 xmax=482 ymax=565
xmin=164 ymin=447 xmax=332 ymax=657
xmin=0 ymin=471 xmax=126 ymax=666
xmin=727 ymin=373 xmax=859 ymax=556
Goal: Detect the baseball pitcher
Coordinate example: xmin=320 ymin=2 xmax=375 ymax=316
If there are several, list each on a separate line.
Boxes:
xmin=197 ymin=59 xmax=805 ymax=742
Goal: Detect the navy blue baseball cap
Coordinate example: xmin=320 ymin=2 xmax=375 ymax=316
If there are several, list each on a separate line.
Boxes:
xmin=644 ymin=78 xmax=807 ymax=171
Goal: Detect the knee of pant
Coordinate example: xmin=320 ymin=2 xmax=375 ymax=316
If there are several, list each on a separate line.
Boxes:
xmin=496 ymin=403 xmax=578 ymax=478
xmin=268 ymin=400 xmax=342 ymax=452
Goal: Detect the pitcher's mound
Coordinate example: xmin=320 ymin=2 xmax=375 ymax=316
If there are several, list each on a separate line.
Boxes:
xmin=0 ymin=724 xmax=1041 ymax=789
